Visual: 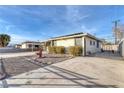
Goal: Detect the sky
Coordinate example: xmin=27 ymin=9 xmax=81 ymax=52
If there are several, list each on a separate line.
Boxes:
xmin=0 ymin=5 xmax=124 ymax=44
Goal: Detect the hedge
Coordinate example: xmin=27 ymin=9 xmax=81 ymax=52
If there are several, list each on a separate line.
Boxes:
xmin=48 ymin=46 xmax=82 ymax=56
xmin=68 ymin=46 xmax=82 ymax=56
xmin=48 ymin=46 xmax=65 ymax=54
xmin=48 ymin=46 xmax=57 ymax=54
xmin=56 ymin=46 xmax=65 ymax=54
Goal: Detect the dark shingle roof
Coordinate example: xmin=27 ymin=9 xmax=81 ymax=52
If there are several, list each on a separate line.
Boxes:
xmin=50 ymin=32 xmax=84 ymax=39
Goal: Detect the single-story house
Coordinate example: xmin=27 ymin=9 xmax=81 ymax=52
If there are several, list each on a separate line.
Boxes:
xmin=41 ymin=32 xmax=102 ymax=56
xmin=15 ymin=44 xmax=22 ymax=48
xmin=101 ymin=44 xmax=119 ymax=52
xmin=21 ymin=41 xmax=41 ymax=49
xmin=119 ymin=38 xmax=124 ymax=57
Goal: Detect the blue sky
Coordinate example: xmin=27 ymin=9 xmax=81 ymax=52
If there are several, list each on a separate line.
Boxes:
xmin=0 ymin=5 xmax=124 ymax=44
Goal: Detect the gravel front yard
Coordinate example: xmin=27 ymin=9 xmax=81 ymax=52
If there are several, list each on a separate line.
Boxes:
xmin=3 ymin=54 xmax=71 ymax=77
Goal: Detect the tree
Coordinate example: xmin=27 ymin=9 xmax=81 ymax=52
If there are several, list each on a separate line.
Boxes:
xmin=0 ymin=34 xmax=11 ymax=47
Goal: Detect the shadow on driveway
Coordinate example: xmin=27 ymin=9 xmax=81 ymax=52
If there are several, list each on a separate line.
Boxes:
xmin=7 ymin=57 xmax=118 ymax=88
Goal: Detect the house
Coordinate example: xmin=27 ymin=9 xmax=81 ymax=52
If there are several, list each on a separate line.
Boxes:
xmin=101 ymin=44 xmax=119 ymax=52
xmin=41 ymin=32 xmax=102 ymax=56
xmin=21 ymin=41 xmax=41 ymax=49
xmin=15 ymin=44 xmax=22 ymax=48
xmin=119 ymin=38 xmax=124 ymax=57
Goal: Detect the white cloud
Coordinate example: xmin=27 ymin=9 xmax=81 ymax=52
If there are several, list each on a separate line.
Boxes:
xmin=10 ymin=34 xmax=33 ymax=44
xmin=81 ymin=25 xmax=98 ymax=34
xmin=0 ymin=19 xmax=8 ymax=23
xmin=65 ymin=5 xmax=95 ymax=34
xmin=66 ymin=6 xmax=89 ymax=24
xmin=5 ymin=25 xmax=15 ymax=32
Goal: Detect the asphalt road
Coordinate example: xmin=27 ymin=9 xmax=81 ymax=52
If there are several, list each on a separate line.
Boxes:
xmin=0 ymin=47 xmax=33 ymax=53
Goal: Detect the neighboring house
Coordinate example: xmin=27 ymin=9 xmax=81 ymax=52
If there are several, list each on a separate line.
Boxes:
xmin=15 ymin=44 xmax=22 ymax=48
xmin=21 ymin=41 xmax=41 ymax=49
xmin=102 ymin=44 xmax=119 ymax=52
xmin=41 ymin=32 xmax=102 ymax=56
xmin=119 ymin=38 xmax=124 ymax=57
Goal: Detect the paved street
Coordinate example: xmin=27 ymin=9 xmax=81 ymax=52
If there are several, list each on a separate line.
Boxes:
xmin=0 ymin=52 xmax=36 ymax=58
xmin=0 ymin=47 xmax=39 ymax=58
xmin=1 ymin=53 xmax=124 ymax=88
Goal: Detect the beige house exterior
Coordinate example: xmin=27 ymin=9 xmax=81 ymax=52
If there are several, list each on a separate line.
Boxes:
xmin=21 ymin=41 xmax=41 ymax=49
xmin=15 ymin=44 xmax=22 ymax=48
xmin=41 ymin=32 xmax=102 ymax=56
xmin=102 ymin=44 xmax=119 ymax=52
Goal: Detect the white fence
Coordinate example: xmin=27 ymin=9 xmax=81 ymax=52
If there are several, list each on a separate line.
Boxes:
xmin=102 ymin=44 xmax=119 ymax=52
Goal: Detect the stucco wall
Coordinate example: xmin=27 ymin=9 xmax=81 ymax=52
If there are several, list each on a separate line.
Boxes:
xmin=119 ymin=40 xmax=124 ymax=57
xmin=122 ymin=41 xmax=124 ymax=57
xmin=21 ymin=44 xmax=27 ymax=49
xmin=102 ymin=45 xmax=119 ymax=51
xmin=21 ymin=43 xmax=40 ymax=49
xmin=47 ymin=36 xmax=101 ymax=56
xmin=56 ymin=38 xmax=75 ymax=47
xmin=85 ymin=37 xmax=101 ymax=55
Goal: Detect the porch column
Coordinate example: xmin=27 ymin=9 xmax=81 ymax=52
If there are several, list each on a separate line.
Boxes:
xmin=82 ymin=37 xmax=86 ymax=56
xmin=51 ymin=40 xmax=53 ymax=46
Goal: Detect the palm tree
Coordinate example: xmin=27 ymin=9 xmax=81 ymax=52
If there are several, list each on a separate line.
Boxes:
xmin=0 ymin=34 xmax=11 ymax=47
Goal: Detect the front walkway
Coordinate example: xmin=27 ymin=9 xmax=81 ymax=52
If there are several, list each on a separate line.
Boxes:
xmin=1 ymin=55 xmax=124 ymax=88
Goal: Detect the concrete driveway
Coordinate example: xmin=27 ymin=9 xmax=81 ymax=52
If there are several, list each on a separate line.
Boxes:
xmin=1 ymin=53 xmax=124 ymax=88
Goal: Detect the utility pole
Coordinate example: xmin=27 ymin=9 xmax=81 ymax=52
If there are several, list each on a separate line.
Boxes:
xmin=112 ymin=20 xmax=120 ymax=44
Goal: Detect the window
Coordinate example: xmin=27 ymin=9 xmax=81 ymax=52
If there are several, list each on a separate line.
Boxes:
xmin=93 ymin=41 xmax=95 ymax=45
xmin=53 ymin=40 xmax=57 ymax=46
xmin=90 ymin=40 xmax=96 ymax=46
xmin=97 ymin=41 xmax=99 ymax=48
xmin=75 ymin=37 xmax=82 ymax=46
xmin=90 ymin=40 xmax=92 ymax=45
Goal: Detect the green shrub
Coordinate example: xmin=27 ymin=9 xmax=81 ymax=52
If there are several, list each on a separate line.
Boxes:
xmin=68 ymin=46 xmax=82 ymax=56
xmin=48 ymin=46 xmax=65 ymax=54
xmin=56 ymin=46 xmax=65 ymax=54
xmin=48 ymin=46 xmax=56 ymax=54
xmin=75 ymin=46 xmax=82 ymax=56
xmin=68 ymin=46 xmax=75 ymax=55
